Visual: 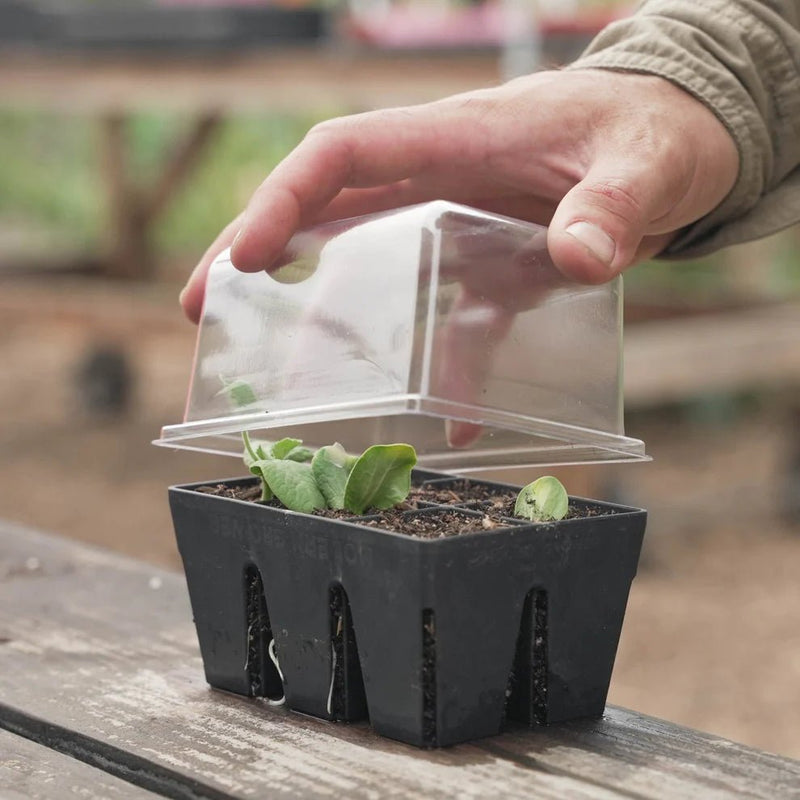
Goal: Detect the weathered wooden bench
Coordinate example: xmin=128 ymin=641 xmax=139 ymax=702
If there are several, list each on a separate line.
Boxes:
xmin=1 ymin=521 xmax=798 ymax=800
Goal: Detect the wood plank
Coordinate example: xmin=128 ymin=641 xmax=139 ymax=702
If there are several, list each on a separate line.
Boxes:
xmin=0 ymin=280 xmax=185 ymax=338
xmin=0 ymin=525 xmax=616 ymax=800
xmin=0 ymin=49 xmax=501 ymax=114
xmin=0 ymin=729 xmax=158 ymax=800
xmin=1 ymin=521 xmax=798 ymax=800
xmin=624 ymin=302 xmax=800 ymax=407
xmin=487 ymin=713 xmax=800 ymax=800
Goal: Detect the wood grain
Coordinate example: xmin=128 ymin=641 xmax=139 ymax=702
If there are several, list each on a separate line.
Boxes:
xmin=0 ymin=49 xmax=501 ymax=114
xmin=624 ymin=301 xmax=800 ymax=407
xmin=1 ymin=521 xmax=798 ymax=799
xmin=0 ymin=729 xmax=158 ymax=800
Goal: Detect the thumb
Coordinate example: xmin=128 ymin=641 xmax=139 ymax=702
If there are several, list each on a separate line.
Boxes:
xmin=548 ymin=166 xmax=664 ymax=284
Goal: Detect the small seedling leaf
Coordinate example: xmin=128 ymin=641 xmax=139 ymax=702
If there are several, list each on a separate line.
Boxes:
xmin=311 ymin=443 xmax=352 ymax=509
xmin=344 ymin=444 xmax=417 ymax=514
xmin=285 ymin=446 xmax=314 ymax=463
xmin=220 ymin=378 xmax=258 ymax=408
xmin=255 ymin=442 xmax=272 ymax=460
xmin=259 ymin=460 xmax=326 ymax=513
xmin=270 ymin=438 xmax=304 ymax=460
xmin=514 ymin=476 xmax=569 ymax=522
xmin=243 ymin=436 xmax=274 ymax=469
xmin=247 ymin=460 xmax=274 ymax=502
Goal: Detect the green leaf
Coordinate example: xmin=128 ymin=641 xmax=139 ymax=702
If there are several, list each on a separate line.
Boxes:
xmin=220 ymin=378 xmax=258 ymax=408
xmin=285 ymin=446 xmax=314 ymax=463
xmin=270 ymin=438 xmax=303 ymax=460
xmin=244 ymin=437 xmax=315 ymax=464
xmin=243 ymin=434 xmax=270 ymax=469
xmin=344 ymin=444 xmax=417 ymax=514
xmin=259 ymin=460 xmax=326 ymax=513
xmin=311 ymin=443 xmax=352 ymax=510
xmin=514 ymin=476 xmax=569 ymax=522
xmin=247 ymin=460 xmax=274 ymax=502
xmin=254 ymin=442 xmax=272 ymax=460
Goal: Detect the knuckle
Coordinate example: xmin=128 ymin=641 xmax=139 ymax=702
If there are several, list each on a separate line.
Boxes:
xmin=304 ymin=117 xmax=355 ymax=160
xmin=637 ymin=128 xmax=692 ymax=177
xmin=580 ymin=178 xmax=644 ymax=225
xmin=303 ymin=117 xmax=355 ymax=180
xmin=306 ymin=117 xmax=345 ymax=141
xmin=304 ymin=117 xmax=350 ymax=158
xmin=656 ymin=133 xmax=689 ymax=169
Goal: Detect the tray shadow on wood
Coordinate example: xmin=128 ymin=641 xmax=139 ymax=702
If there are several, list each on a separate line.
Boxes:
xmin=169 ymin=471 xmax=646 ymax=748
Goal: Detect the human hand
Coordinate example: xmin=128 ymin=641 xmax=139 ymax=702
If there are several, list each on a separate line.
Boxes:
xmin=180 ymin=68 xmax=739 ymax=323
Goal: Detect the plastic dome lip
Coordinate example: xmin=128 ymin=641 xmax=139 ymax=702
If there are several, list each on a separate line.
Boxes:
xmin=154 ymin=398 xmax=648 ymax=468
xmin=155 ymin=201 xmax=647 ymax=471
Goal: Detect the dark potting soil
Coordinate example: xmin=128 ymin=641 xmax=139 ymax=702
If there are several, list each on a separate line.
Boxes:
xmin=504 ymin=589 xmax=549 ymax=727
xmin=329 ymin=586 xmax=346 ymax=719
xmin=195 ymin=482 xmax=263 ymax=502
xmin=422 ymin=609 xmax=437 ymax=745
xmin=356 ymin=508 xmax=513 ymax=538
xmin=410 ymin=479 xmax=517 ymax=508
xmin=193 ymin=479 xmax=611 ymax=538
xmin=193 ymin=478 xmax=513 ymax=510
xmin=244 ymin=565 xmax=281 ymax=700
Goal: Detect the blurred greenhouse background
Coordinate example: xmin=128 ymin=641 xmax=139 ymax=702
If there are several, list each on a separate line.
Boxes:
xmin=1 ymin=0 xmax=798 ymax=761
xmin=0 ymin=109 xmax=320 ymax=262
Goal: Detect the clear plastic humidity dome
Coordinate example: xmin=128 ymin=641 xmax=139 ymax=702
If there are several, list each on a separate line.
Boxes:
xmin=156 ymin=201 xmax=647 ymax=472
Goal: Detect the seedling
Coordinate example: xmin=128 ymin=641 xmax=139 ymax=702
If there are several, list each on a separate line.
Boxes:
xmin=218 ymin=376 xmax=259 ymax=408
xmin=224 ymin=379 xmax=568 ymax=521
xmin=242 ymin=432 xmax=417 ymax=514
xmin=514 ymin=476 xmax=569 ymax=522
xmin=223 ymin=377 xmax=417 ymax=514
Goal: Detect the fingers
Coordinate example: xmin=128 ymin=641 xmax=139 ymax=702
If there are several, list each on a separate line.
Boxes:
xmin=306 ymin=181 xmax=443 ymax=225
xmin=445 ymin=419 xmax=484 ymax=450
xmin=434 ymin=293 xmax=515 ymax=449
xmin=547 ymin=159 xmax=685 ymax=283
xmin=544 ymin=70 xmax=741 ymax=284
xmin=316 ymin=184 xmax=556 ymax=230
xmin=180 ymin=214 xmax=242 ymax=324
xmin=230 ymin=99 xmax=491 ymax=272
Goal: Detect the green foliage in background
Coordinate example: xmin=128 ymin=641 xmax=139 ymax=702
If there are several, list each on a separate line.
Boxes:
xmin=0 ymin=112 xmax=101 ymax=246
xmin=625 ymin=243 xmax=800 ymax=305
xmin=0 ymin=109 xmax=328 ymax=257
xmin=153 ymin=112 xmax=327 ymax=253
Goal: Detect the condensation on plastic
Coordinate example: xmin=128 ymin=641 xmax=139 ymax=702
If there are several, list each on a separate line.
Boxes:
xmin=155 ymin=201 xmax=647 ymax=471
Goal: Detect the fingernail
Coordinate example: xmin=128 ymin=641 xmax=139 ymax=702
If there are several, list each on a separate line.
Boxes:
xmin=231 ymin=230 xmax=242 ymax=253
xmin=178 ymin=286 xmax=187 ymax=306
xmin=565 ymin=221 xmax=616 ymax=268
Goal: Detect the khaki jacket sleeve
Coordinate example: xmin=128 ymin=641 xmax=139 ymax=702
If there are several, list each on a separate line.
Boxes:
xmin=568 ymin=0 xmax=800 ymax=258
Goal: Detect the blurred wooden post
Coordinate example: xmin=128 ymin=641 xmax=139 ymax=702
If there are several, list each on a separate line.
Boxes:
xmin=102 ymin=113 xmax=146 ymax=281
xmin=101 ymin=111 xmax=221 ymax=281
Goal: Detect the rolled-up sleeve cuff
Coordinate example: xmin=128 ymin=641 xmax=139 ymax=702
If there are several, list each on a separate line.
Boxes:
xmin=565 ymin=1 xmax=777 ymax=256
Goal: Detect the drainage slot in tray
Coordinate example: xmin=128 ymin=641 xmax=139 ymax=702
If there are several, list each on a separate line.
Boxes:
xmin=505 ymin=589 xmax=548 ymax=726
xmin=244 ymin=564 xmax=282 ymax=701
xmin=422 ymin=608 xmax=437 ymax=745
xmin=328 ymin=583 xmax=367 ymax=721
